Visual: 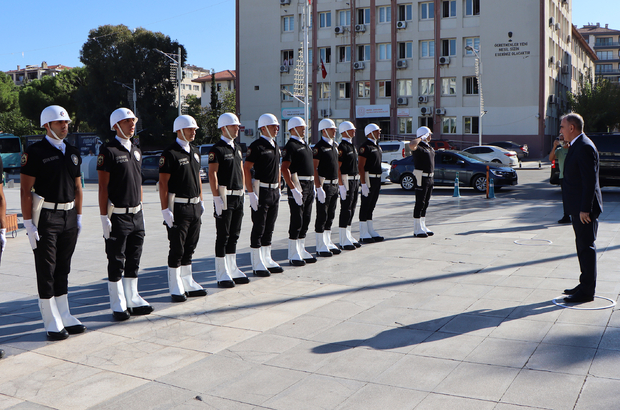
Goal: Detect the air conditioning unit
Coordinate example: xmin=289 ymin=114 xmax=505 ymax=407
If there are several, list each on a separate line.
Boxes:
xmin=549 ymin=17 xmax=555 ymax=27
xmin=567 ymin=35 xmax=571 ymax=43
xmin=320 ymin=109 xmax=332 ymax=117
xmin=334 ymin=26 xmax=346 ymax=34
xmin=280 ymin=0 xmax=291 ymax=4
xmin=438 ymin=56 xmax=450 ymax=65
xmin=549 ymin=55 xmax=555 ymax=64
xmin=355 ymin=24 xmax=366 ymax=32
xmin=556 ymin=60 xmax=562 ymax=68
xmin=418 ymin=96 xmax=428 ymax=103
xmin=396 ymin=21 xmax=407 ymax=29
xmin=353 ymin=61 xmax=365 ymax=70
xmin=435 ymin=108 xmax=446 ymax=115
xmin=397 ymin=97 xmax=408 ymax=105
xmin=396 ymin=59 xmax=408 ymax=69
xmin=280 ymin=65 xmax=289 ymax=73
xmin=420 ymin=106 xmax=434 ymax=115
xmin=549 ymin=95 xmax=557 ymax=105
xmin=555 ymin=23 xmax=560 ymax=31
xmin=562 ymin=64 xmax=569 ymax=74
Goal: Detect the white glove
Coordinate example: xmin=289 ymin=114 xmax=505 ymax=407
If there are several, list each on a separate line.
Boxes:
xmin=24 ymin=219 xmax=39 ymax=250
xmin=316 ymin=187 xmax=326 ymax=203
xmin=200 ymin=200 xmax=205 ymax=215
xmin=214 ymin=196 xmax=224 ymax=216
xmin=291 ymin=188 xmax=303 ymax=206
xmin=249 ymin=192 xmax=259 ymax=211
xmin=77 ymin=214 xmax=83 ymax=237
xmin=361 ymin=183 xmax=369 ymax=197
xmin=0 ymin=228 xmax=6 ymax=252
xmin=100 ymin=215 xmax=112 ymax=239
xmin=162 ymin=208 xmax=174 ymax=228
xmin=339 ymin=185 xmax=347 ymax=200
xmin=420 ymin=136 xmax=428 ymax=141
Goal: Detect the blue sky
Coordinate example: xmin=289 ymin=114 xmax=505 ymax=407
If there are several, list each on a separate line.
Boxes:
xmin=0 ymin=0 xmax=617 ymax=74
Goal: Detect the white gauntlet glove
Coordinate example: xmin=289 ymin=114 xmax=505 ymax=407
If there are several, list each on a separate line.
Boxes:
xmin=338 ymin=185 xmax=347 ymax=200
xmin=249 ymin=192 xmax=259 ymax=211
xmin=361 ymin=183 xmax=369 ymax=197
xmin=316 ymin=187 xmax=326 ymax=203
xmin=77 ymin=214 xmax=83 ymax=237
xmin=200 ymin=200 xmax=205 ymax=215
xmin=0 ymin=228 xmax=6 ymax=252
xmin=214 ymin=196 xmax=224 ymax=216
xmin=162 ymin=208 xmax=174 ymax=228
xmin=24 ymin=219 xmax=39 ymax=250
xmin=100 ymin=215 xmax=112 ymax=239
xmin=291 ymin=188 xmax=303 ymax=206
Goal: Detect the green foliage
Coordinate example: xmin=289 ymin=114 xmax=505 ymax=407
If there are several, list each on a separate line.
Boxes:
xmin=0 ymin=72 xmax=18 ymax=112
xmin=568 ymin=79 xmax=620 ymax=133
xmin=221 ymin=90 xmax=236 ymax=114
xmin=185 ymin=94 xmax=209 ymax=144
xmin=0 ymin=72 xmax=38 ymax=135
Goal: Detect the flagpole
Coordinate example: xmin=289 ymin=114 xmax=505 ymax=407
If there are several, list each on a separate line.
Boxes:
xmin=304 ymin=0 xmax=310 ymax=143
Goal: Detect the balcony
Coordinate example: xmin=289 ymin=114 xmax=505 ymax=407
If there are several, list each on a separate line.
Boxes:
xmin=594 ymin=42 xmax=620 ymax=49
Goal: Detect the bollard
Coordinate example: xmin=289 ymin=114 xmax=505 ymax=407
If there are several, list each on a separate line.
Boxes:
xmin=81 ymin=172 xmax=85 ymax=188
xmin=453 ymin=172 xmax=461 ymax=197
xmin=487 ymin=177 xmax=496 ymax=199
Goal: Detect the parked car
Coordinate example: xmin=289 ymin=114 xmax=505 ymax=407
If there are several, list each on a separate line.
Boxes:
xmin=141 ymin=155 xmax=160 ymax=183
xmin=429 ymin=140 xmax=457 ymax=150
xmin=380 ymin=162 xmax=391 ymax=184
xmin=463 ymin=145 xmax=519 ymax=167
xmin=488 ymin=141 xmax=529 ymax=159
xmin=390 ymin=150 xmax=518 ymax=192
xmin=379 ymin=140 xmax=410 ymax=164
xmin=550 ymin=159 xmax=560 ymax=185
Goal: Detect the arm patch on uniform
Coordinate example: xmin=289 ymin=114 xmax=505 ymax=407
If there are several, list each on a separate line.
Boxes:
xmin=208 ymin=152 xmax=215 ymax=162
xmin=159 ymin=156 xmax=165 ymax=167
xmin=97 ymin=154 xmax=104 ymax=166
xmin=313 ymin=148 xmax=318 ymax=155
xmin=21 ymin=153 xmax=28 ymax=166
xmin=360 ymin=147 xmax=365 ymax=154
xmin=338 ymin=149 xmax=343 ymax=157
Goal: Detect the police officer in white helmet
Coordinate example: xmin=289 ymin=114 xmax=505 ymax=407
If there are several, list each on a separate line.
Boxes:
xmin=357 ymin=123 xmax=385 ymax=243
xmin=337 ymin=121 xmax=362 ymax=250
xmin=410 ymin=126 xmax=435 ymax=237
xmin=21 ymin=105 xmax=85 ymax=340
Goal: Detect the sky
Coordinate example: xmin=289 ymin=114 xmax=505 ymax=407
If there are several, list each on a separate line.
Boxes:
xmin=0 ymin=0 xmax=618 ymax=74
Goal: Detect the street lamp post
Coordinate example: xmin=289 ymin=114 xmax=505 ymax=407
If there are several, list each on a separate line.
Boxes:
xmin=113 ymin=79 xmax=137 ymax=116
xmin=466 ymin=45 xmax=484 ymax=146
xmin=155 ymin=47 xmax=183 ymax=116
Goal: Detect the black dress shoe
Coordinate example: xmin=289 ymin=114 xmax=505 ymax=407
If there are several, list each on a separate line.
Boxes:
xmin=47 ymin=329 xmax=70 ymax=341
xmin=253 ymin=269 xmax=271 ymax=277
xmin=558 ymin=216 xmax=571 ymax=224
xmin=414 ymin=232 xmax=428 ymax=238
xmin=303 ymin=255 xmax=317 ymax=263
xmin=353 ymin=241 xmax=362 ymax=248
xmin=129 ymin=305 xmax=154 ymax=315
xmin=187 ymin=289 xmax=207 ymax=297
xmin=233 ymin=277 xmax=250 ymax=284
xmin=426 ymin=231 xmax=434 ymax=236
xmin=329 ymin=247 xmax=342 ymax=255
xmin=360 ymin=237 xmax=375 ymax=244
xmin=341 ymin=244 xmax=356 ymax=251
xmin=290 ymin=259 xmax=306 ymax=266
xmin=267 ymin=266 xmax=284 ymax=273
xmin=218 ymin=280 xmax=235 ymax=288
xmin=371 ymin=236 xmax=384 ymax=242
xmin=563 ymin=285 xmax=581 ymax=295
xmin=317 ymin=250 xmax=333 ymax=257
xmin=65 ymin=324 xmax=86 ymax=334
xmin=563 ymin=292 xmax=594 ymax=304
xmin=171 ymin=293 xmax=187 ymax=302
xmin=113 ymin=310 xmax=131 ymax=321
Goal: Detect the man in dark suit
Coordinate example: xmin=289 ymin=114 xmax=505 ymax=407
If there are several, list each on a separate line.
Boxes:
xmin=560 ymin=113 xmax=603 ymax=303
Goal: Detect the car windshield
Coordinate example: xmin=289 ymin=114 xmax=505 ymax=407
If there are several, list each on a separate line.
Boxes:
xmin=456 ymin=151 xmax=486 ymax=163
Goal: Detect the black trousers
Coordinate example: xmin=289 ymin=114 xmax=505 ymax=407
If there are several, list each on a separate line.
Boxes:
xmin=359 ymin=177 xmax=381 ymax=221
xmin=288 ymin=180 xmax=315 ymax=239
xmin=215 ymin=196 xmax=243 ymax=257
xmin=571 ymin=214 xmax=598 ymax=296
xmin=414 ymin=177 xmax=434 ymax=218
xmin=339 ymin=179 xmax=360 ymax=228
xmin=34 ymin=208 xmax=78 ymax=299
xmin=167 ymin=203 xmax=202 ymax=267
xmin=106 ymin=211 xmax=145 ymax=282
xmin=560 ymin=179 xmax=569 ymax=217
xmin=251 ymin=187 xmax=279 ymax=248
xmin=315 ymin=183 xmax=338 ymax=232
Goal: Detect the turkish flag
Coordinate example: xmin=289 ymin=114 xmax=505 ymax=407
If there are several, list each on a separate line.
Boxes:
xmin=320 ymin=58 xmax=327 ymax=79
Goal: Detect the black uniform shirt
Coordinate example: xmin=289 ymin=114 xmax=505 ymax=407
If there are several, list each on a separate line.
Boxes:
xmin=412 ymin=141 xmax=435 ymax=173
xmin=358 ymin=138 xmax=383 ymax=174
xmin=282 ymin=138 xmax=314 ymax=177
xmin=313 ymin=138 xmax=339 ymax=180
xmin=159 ymin=141 xmax=202 ymax=198
xmin=97 ymin=138 xmax=142 ymax=207
xmin=21 ymin=138 xmax=81 ymax=203
xmin=338 ymin=139 xmax=358 ymax=176
xmin=245 ymin=136 xmax=280 ymax=184
xmin=208 ymin=139 xmax=244 ymax=190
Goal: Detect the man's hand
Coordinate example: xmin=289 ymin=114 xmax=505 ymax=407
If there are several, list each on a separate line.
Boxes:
xmin=339 ymin=185 xmax=347 ymax=200
xmin=100 ymin=215 xmax=112 ymax=239
xmin=316 ymin=187 xmax=326 ymax=203
xmin=580 ymin=212 xmax=591 ymax=224
xmin=0 ymin=228 xmax=6 ymax=252
xmin=291 ymin=188 xmax=303 ymax=206
xmin=162 ymin=208 xmax=174 ymax=228
xmin=214 ymin=196 xmax=224 ymax=216
xmin=361 ymin=183 xmax=369 ymax=197
xmin=77 ymin=214 xmax=83 ymax=237
xmin=249 ymin=192 xmax=259 ymax=211
xmin=24 ymin=219 xmax=39 ymax=250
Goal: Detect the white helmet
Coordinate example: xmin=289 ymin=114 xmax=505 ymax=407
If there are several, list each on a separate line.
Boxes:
xmin=287 ymin=116 xmax=306 ymax=131
xmin=258 ymin=113 xmax=279 ymax=129
xmin=110 ymin=108 xmax=137 ymax=131
xmin=365 ymin=123 xmax=380 ymax=136
xmin=173 ymin=115 xmax=199 ymax=132
xmin=339 ymin=121 xmax=356 ymax=134
xmin=41 ymin=105 xmax=71 ymax=127
xmin=416 ymin=126 xmax=432 ymax=139
xmin=318 ymin=118 xmax=337 ymax=131
xmin=218 ymin=113 xmax=240 ymax=129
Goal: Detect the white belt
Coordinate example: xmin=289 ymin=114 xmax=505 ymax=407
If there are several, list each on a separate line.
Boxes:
xmin=42 ymin=201 xmax=75 ymax=211
xmin=368 ymin=174 xmax=382 ymax=179
xmin=297 ymin=176 xmax=314 ymax=181
xmin=174 ymin=197 xmax=201 ymax=204
xmin=112 ymin=203 xmax=142 ymax=214
xmin=259 ymin=182 xmax=280 ymax=189
xmin=322 ymin=179 xmax=338 ymax=184
xmin=351 ymin=175 xmax=360 ymax=180
xmin=225 ymin=189 xmax=244 ymax=196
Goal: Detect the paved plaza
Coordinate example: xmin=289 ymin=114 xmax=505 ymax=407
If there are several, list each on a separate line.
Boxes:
xmin=1 ymin=164 xmax=620 ymax=409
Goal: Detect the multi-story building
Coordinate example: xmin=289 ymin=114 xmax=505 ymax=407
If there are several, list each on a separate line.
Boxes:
xmin=180 ymin=65 xmax=210 ymax=106
xmin=4 ymin=62 xmax=71 ymax=85
xmin=192 ymin=70 xmax=237 ymax=108
xmin=578 ymin=23 xmax=620 ymax=84
xmin=237 ymin=0 xmax=596 ymax=156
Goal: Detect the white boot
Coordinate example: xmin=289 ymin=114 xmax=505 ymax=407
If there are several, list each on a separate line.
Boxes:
xmin=367 ymin=220 xmax=384 ymax=242
xmin=56 ymin=294 xmax=86 ymax=334
xmin=421 ymin=217 xmax=434 ymax=236
xmin=168 ymin=267 xmax=187 ymax=302
xmin=324 ymin=230 xmax=341 ymax=254
xmin=413 ymin=218 xmax=428 ymax=238
xmin=108 ymin=280 xmax=130 ymax=321
xmin=339 ymin=227 xmax=356 ymax=251
xmin=297 ymin=238 xmax=317 ymax=263
xmin=123 ymin=277 xmax=154 ymax=313
xmin=262 ymin=246 xmax=283 ymax=273
xmin=359 ymin=221 xmax=374 ymax=243
xmin=39 ymin=298 xmax=68 ymax=340
xmin=251 ymin=247 xmax=270 ymax=277
xmin=216 ymin=257 xmax=234 ymax=288
xmin=226 ymin=254 xmax=250 ymax=284
xmin=316 ymin=232 xmax=332 ymax=257
xmin=288 ymin=239 xmax=306 ymax=266
xmin=181 ymin=265 xmax=207 ymax=296
xmin=347 ymin=225 xmax=361 ymax=248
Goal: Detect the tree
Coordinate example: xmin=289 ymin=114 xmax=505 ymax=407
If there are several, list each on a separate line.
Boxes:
xmin=185 ymin=94 xmax=209 ymax=144
xmin=568 ymin=79 xmax=620 ymax=133
xmin=204 ymin=73 xmax=222 ymax=142
xmin=0 ymin=72 xmax=38 ymax=136
xmin=79 ymin=24 xmax=187 ymax=146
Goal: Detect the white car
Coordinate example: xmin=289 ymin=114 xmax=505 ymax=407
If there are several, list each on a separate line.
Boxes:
xmin=379 ymin=140 xmax=411 ymax=164
xmin=463 ymin=145 xmax=519 ymax=167
xmin=381 ymin=162 xmax=391 ymax=183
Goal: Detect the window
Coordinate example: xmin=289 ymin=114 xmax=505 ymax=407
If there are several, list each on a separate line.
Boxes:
xmin=358 ymin=45 xmax=371 ymax=61
xmin=357 ymin=8 xmax=370 ymax=24
xmin=442 ymin=117 xmax=457 ymax=133
xmin=193 ymin=85 xmax=199 ymax=91
xmin=442 ymin=39 xmax=457 ymax=56
xmin=442 ymin=78 xmax=456 ymax=95
xmin=378 ymin=6 xmax=391 ymax=23
xmin=464 ymin=37 xmax=480 ymax=55
xmin=596 ymin=64 xmax=613 ymax=73
xmin=378 ymin=80 xmax=392 ymax=97
xmin=398 ymin=79 xmax=413 ymax=96
xmin=320 ymin=83 xmax=330 ymax=99
xmin=420 ymin=40 xmax=435 ymax=58
xmin=595 ymin=37 xmax=612 ymax=46
xmin=319 ymin=12 xmax=331 ymax=28
xmin=399 ymin=117 xmax=414 ymax=134
xmin=442 ymin=0 xmax=456 ymax=18
xmin=338 ymin=10 xmax=351 ymax=26
xmin=464 ymin=77 xmax=479 ymax=95
xmin=419 ymin=78 xmax=435 ymax=95
xmin=338 ymin=82 xmax=351 ymax=99
xmin=464 ymin=116 xmax=479 ymax=134
xmin=217 ymin=83 xmax=222 ymax=91
xmin=357 ymin=81 xmax=371 ymax=98
xmin=597 ymin=51 xmax=613 ymax=60
xmin=283 ymin=16 xmax=294 ymax=32
xmin=420 ymin=2 xmax=434 ymax=20
xmin=465 ymin=0 xmax=480 ymax=16
xmin=378 ymin=43 xmax=392 ymax=60
xmin=338 ymin=46 xmax=351 ymax=62
xmin=398 ymin=4 xmax=413 ymax=21
xmin=398 ymin=42 xmax=413 ymax=59
xmin=319 ymin=47 xmax=331 ymax=64
xmin=419 ymin=117 xmax=433 ymax=129
xmin=281 ymin=85 xmax=293 ymax=101
xmin=282 ymin=50 xmax=294 ymax=66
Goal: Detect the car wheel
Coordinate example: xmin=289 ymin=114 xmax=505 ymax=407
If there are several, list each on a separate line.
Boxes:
xmin=472 ymin=174 xmax=487 ymax=192
xmin=400 ymin=174 xmax=416 ymax=191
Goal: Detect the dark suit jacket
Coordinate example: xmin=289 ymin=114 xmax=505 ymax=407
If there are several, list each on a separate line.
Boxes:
xmin=562 ymin=134 xmax=603 ymax=217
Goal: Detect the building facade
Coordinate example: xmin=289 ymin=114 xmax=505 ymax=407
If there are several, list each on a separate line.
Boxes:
xmin=180 ymin=65 xmax=210 ymax=107
xmin=192 ymin=70 xmax=237 ymax=108
xmin=237 ymin=0 xmax=595 ymax=156
xmin=578 ymin=23 xmax=620 ymax=84
xmin=5 ymin=62 xmax=71 ymax=86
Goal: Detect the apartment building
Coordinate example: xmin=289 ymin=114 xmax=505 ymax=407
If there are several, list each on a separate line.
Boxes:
xmin=180 ymin=65 xmax=210 ymax=106
xmin=192 ymin=70 xmax=237 ymax=108
xmin=4 ymin=62 xmax=71 ymax=86
xmin=237 ymin=0 xmax=595 ymax=156
xmin=578 ymin=23 xmax=620 ymax=84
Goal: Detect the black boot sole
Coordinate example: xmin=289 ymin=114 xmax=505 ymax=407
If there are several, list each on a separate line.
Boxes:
xmin=65 ymin=324 xmax=86 ymax=334
xmin=129 ymin=305 xmax=155 ymax=314
xmin=187 ymin=290 xmax=207 ymax=297
xmin=113 ymin=311 xmax=131 ymax=321
xmin=47 ymin=329 xmax=70 ymax=341
xmin=233 ymin=277 xmax=250 ymax=284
